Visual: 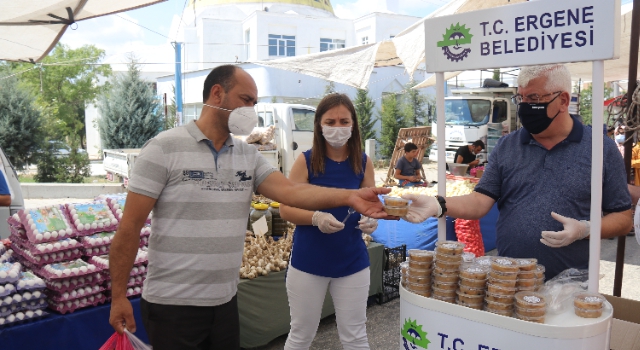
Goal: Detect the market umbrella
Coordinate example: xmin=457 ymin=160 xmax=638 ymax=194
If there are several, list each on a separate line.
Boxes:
xmin=0 ymin=0 xmax=165 ymax=63
xmin=253 ymin=0 xmax=528 ymax=89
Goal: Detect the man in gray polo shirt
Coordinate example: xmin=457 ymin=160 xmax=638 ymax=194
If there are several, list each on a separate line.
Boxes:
xmin=108 ymin=65 xmax=392 ymax=349
xmin=402 ymin=64 xmax=632 ymax=280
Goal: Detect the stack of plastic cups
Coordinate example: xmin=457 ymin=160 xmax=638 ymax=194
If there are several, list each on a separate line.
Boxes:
xmin=573 ymin=291 xmax=605 ymax=318
xmin=432 ymin=241 xmax=465 ymax=303
xmin=400 ymin=261 xmax=409 ymax=288
xmin=514 ymin=291 xmax=547 ymax=323
xmin=484 ymin=257 xmax=519 ymax=316
xmin=456 ymin=264 xmax=490 ymax=310
xmin=405 ymin=250 xmax=434 ymax=297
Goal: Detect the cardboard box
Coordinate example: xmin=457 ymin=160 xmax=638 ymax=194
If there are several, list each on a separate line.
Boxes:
xmin=604 ymin=294 xmax=640 ymax=350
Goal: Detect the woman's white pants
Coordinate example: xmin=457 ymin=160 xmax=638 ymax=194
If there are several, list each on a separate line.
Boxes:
xmin=284 ymin=265 xmax=370 ymax=350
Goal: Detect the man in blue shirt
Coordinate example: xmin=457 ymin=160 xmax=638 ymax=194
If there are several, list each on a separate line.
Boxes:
xmin=0 ymin=171 xmax=10 ymax=206
xmin=402 ymin=64 xmax=632 ymax=279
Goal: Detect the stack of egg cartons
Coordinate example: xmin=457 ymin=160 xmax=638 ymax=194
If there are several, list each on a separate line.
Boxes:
xmin=431 ymin=241 xmax=465 ymax=303
xmin=514 ymin=291 xmax=547 ymax=323
xmin=10 ymin=205 xmax=108 ymax=314
xmin=104 ymin=194 xmax=152 ymax=248
xmin=93 ymin=249 xmax=148 ymax=300
xmin=484 ymin=257 xmax=519 ymax=316
xmin=0 ymin=260 xmax=49 ymax=327
xmin=404 ymin=250 xmax=434 ymax=297
xmin=456 ymin=263 xmax=489 ymax=310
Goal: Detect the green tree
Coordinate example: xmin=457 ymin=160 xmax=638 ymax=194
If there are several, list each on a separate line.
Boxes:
xmin=97 ymin=59 xmax=163 ymax=149
xmin=0 ymin=65 xmax=43 ymax=169
xmin=324 ymin=81 xmax=336 ymax=95
xmin=354 ymin=89 xmax=377 ymax=146
xmin=12 ymin=43 xmax=112 ymax=148
xmin=34 ymin=137 xmax=90 ymax=183
xmin=576 ymin=83 xmax=613 ymax=126
xmin=163 ymin=85 xmax=178 ymax=131
xmin=492 ymin=69 xmax=500 ymax=81
xmin=379 ymin=94 xmax=406 ymax=158
xmin=400 ymin=80 xmax=430 ymax=127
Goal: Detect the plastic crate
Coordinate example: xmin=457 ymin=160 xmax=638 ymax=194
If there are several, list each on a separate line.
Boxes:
xmin=377 ymin=244 xmax=407 ymax=304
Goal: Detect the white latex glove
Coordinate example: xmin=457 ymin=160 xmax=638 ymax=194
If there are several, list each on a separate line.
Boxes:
xmin=401 ymin=194 xmax=440 ymax=223
xmin=312 ymin=211 xmax=345 ymax=234
xmin=357 ymin=216 xmax=378 ymax=234
xmin=540 ymin=212 xmax=590 ymax=248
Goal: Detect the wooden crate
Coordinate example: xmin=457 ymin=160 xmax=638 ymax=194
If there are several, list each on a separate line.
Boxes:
xmin=384 ymin=126 xmax=433 ymax=186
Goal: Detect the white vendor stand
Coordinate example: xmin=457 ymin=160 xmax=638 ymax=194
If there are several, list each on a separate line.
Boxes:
xmin=400 ymin=1 xmax=621 ymax=349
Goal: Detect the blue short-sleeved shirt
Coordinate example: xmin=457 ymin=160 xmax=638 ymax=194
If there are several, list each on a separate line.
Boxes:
xmin=395 ymin=156 xmax=422 ymax=177
xmin=475 ymin=116 xmax=631 ymax=279
xmin=0 ymin=171 xmax=10 ymax=196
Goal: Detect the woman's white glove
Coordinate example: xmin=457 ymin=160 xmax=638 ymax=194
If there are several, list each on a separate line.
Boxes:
xmin=540 ymin=212 xmax=590 ymax=248
xmin=312 ymin=211 xmax=345 ymax=234
xmin=357 ymin=216 xmax=378 ymax=234
xmin=401 ymin=194 xmax=440 ymax=223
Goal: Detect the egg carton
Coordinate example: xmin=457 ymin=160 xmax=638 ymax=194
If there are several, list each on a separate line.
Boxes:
xmin=81 ymin=231 xmax=116 ymax=248
xmin=45 ymin=272 xmax=105 ymax=293
xmin=0 ymin=309 xmax=48 ymax=328
xmin=47 ymin=284 xmax=105 ymax=303
xmin=140 ymin=225 xmax=151 ymax=237
xmin=102 ymin=264 xmax=146 ymax=281
xmin=18 ymin=206 xmax=76 ymax=244
xmin=0 ymin=250 xmax=13 ymax=264
xmin=12 ymin=243 xmax=82 ymax=266
xmin=0 ymin=283 xmax=16 ymax=298
xmin=0 ymin=262 xmax=21 ymax=284
xmin=65 ymin=202 xmax=119 ymax=237
xmin=89 ymin=249 xmax=147 ymax=269
xmin=0 ymin=291 xmax=46 ymax=308
xmin=17 ymin=298 xmax=48 ymax=311
xmin=126 ymin=286 xmax=143 ymax=298
xmin=139 ymin=236 xmax=149 ymax=248
xmin=82 ymin=245 xmax=111 ymax=258
xmin=7 ymin=214 xmax=22 ymax=230
xmin=16 ymin=271 xmax=46 ymax=291
xmin=25 ymin=238 xmax=81 ymax=256
xmin=40 ymin=259 xmax=102 ymax=280
xmin=48 ymin=292 xmax=106 ymax=314
xmin=0 ymin=304 xmax=17 ymax=317
xmin=106 ymin=196 xmax=153 ymax=224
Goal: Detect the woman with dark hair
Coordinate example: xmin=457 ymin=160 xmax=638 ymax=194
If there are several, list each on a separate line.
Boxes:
xmin=280 ymin=93 xmax=377 ymax=350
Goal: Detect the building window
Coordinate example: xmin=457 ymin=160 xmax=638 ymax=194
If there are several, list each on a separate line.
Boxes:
xmin=269 ymin=34 xmax=296 ymax=57
xmin=362 ymin=36 xmax=369 ymax=45
xmin=320 ymin=38 xmax=346 ymax=52
xmin=245 ymin=29 xmax=251 ymax=60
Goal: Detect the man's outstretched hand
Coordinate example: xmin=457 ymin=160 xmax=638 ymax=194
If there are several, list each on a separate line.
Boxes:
xmin=348 ymin=187 xmax=398 ymax=220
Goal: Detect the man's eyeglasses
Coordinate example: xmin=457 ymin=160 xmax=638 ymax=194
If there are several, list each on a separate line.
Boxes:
xmin=511 ymin=91 xmax=562 ymax=105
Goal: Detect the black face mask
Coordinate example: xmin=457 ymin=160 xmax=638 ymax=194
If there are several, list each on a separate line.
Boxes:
xmin=517 ymin=93 xmax=561 ymax=134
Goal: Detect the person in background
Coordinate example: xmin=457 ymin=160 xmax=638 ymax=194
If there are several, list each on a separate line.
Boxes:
xmin=394 ymin=142 xmax=427 ymax=187
xmin=400 ymin=64 xmax=632 ymax=280
xmin=454 ymin=140 xmax=485 ymax=170
xmin=108 ymin=66 xmax=391 ymax=350
xmin=279 ymin=93 xmax=378 ymax=350
xmin=0 ymin=171 xmax=10 ymax=206
xmin=615 ymin=126 xmax=626 ymax=157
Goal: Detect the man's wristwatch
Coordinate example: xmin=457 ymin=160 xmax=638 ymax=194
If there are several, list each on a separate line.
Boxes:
xmin=435 ymin=195 xmax=447 ymax=218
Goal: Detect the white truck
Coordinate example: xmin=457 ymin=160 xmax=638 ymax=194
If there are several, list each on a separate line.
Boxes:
xmin=103 ymin=103 xmax=316 ymax=185
xmin=429 ymin=87 xmax=519 ymax=163
xmin=0 ymin=147 xmax=25 ymax=239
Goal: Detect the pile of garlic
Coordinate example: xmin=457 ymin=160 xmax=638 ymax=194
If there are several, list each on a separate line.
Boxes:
xmin=387 ymin=179 xmax=477 ymax=198
xmin=239 ymin=229 xmax=293 ymax=279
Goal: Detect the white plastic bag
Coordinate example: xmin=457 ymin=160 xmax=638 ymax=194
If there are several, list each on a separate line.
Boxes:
xmin=538 ymin=268 xmax=589 ymax=315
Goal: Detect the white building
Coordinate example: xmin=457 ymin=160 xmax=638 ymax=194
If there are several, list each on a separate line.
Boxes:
xmin=156 ymin=0 xmax=433 ymax=124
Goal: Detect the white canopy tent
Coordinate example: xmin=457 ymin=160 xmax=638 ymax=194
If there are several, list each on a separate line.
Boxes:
xmin=0 ymin=0 xmax=165 ymax=63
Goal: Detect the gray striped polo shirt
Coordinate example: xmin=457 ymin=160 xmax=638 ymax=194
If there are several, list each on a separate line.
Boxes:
xmin=128 ymin=121 xmax=276 ymax=306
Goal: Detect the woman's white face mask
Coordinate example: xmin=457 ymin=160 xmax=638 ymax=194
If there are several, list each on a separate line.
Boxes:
xmin=322 ymin=125 xmax=352 ymax=148
xmin=204 ymin=103 xmax=258 ymax=135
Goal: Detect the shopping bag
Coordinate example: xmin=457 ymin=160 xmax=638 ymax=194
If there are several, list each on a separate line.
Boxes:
xmin=99 ymin=330 xmax=151 ymax=350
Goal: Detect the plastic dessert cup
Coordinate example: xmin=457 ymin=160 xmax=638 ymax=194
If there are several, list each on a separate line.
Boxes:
xmin=382 ymin=196 xmax=409 ymax=207
xmin=408 ymin=250 xmax=435 ymax=263
xmin=435 ymin=241 xmax=465 ymax=255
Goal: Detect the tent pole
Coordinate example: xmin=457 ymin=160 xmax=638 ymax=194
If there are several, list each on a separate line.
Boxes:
xmin=614 ymin=0 xmax=640 ymax=297
xmin=436 ymin=72 xmax=446 ymax=241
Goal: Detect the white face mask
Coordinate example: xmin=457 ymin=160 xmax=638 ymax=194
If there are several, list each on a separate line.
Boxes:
xmin=204 ymin=103 xmax=258 ymax=135
xmin=322 ymin=125 xmax=352 ymax=148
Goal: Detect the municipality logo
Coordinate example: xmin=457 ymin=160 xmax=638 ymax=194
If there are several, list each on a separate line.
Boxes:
xmin=437 ymin=23 xmax=473 ymax=62
xmin=402 ymin=318 xmax=431 ymax=350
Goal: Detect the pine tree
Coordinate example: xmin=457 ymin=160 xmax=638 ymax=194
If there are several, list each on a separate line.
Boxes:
xmin=324 ymin=81 xmax=336 ymax=95
xmin=400 ymin=80 xmax=430 ymax=127
xmin=379 ymin=94 xmax=406 ymax=158
xmin=354 ymin=89 xmax=377 ymax=147
xmin=98 ymin=59 xmax=163 ymax=149
xmin=0 ymin=66 xmax=43 ymax=169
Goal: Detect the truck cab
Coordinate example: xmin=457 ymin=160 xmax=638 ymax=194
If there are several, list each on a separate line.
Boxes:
xmin=0 ymin=147 xmax=25 ymax=239
xmin=429 ymin=87 xmax=518 ymax=164
xmin=255 ymin=103 xmax=316 ymax=177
